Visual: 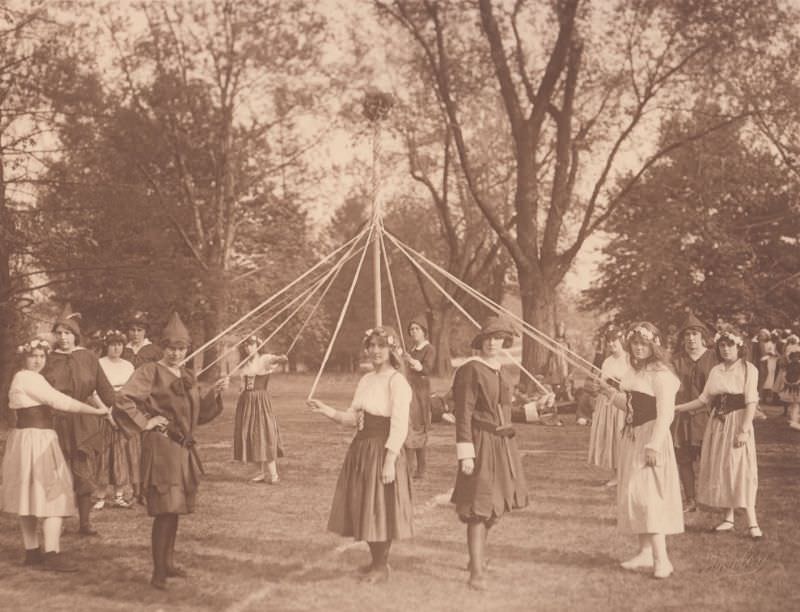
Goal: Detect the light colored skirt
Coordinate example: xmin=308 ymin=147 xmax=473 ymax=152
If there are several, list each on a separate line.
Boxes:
xmin=587 ymin=394 xmax=622 ymax=470
xmin=1 ymin=429 xmax=77 ymax=517
xmin=617 ymin=421 xmax=683 ymax=535
xmin=697 ymin=410 xmax=758 ymax=509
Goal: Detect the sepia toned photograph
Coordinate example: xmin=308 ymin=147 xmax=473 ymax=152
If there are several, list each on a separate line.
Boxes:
xmin=0 ymin=1 xmax=798 ymax=610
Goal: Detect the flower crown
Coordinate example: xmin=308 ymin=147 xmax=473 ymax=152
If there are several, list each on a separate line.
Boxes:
xmin=714 ymin=330 xmax=744 ymax=347
xmin=364 ymin=327 xmax=398 ymax=348
xmin=627 ymin=326 xmax=661 ymax=346
xmin=104 ymin=329 xmax=126 ymax=342
xmin=17 ymin=338 xmax=51 ymax=354
xmin=244 ymin=335 xmax=263 ymax=346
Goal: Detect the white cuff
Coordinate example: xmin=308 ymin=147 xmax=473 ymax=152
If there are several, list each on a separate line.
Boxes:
xmin=456 ymin=442 xmax=476 ymax=460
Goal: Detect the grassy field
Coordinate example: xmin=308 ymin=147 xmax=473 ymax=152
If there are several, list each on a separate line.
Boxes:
xmin=1 ymin=374 xmax=798 ymax=612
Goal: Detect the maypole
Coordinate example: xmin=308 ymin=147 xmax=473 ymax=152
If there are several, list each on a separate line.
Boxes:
xmin=363 ymin=89 xmax=395 ymax=328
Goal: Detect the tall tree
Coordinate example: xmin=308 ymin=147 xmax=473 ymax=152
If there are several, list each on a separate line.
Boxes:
xmin=583 ymin=110 xmax=800 ymax=330
xmin=375 ymin=0 xmax=796 ymax=374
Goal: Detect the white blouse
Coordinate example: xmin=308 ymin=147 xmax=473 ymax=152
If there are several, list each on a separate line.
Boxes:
xmin=8 ymin=369 xmax=84 ymax=412
xmin=699 ymin=361 xmax=759 ymax=405
xmin=601 ymin=353 xmax=630 ymax=382
xmin=620 ymin=365 xmax=680 ymax=450
xmin=99 ymin=357 xmax=135 ymax=390
xmin=349 ymin=369 xmax=412 ymax=455
xmin=239 ymin=353 xmax=282 ymax=377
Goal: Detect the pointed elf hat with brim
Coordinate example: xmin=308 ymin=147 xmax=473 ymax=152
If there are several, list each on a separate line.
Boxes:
xmin=677 ymin=309 xmax=711 ymax=339
xmin=52 ymin=302 xmax=82 ymax=337
xmin=161 ymin=312 xmax=191 ymax=348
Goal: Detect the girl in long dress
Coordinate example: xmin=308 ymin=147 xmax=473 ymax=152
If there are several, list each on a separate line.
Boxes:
xmin=675 ymin=325 xmax=763 ymax=538
xmin=403 ymin=318 xmax=436 ymax=479
xmin=98 ymin=330 xmax=137 ymax=508
xmin=451 ymin=316 xmax=529 ymax=591
xmin=233 ymin=336 xmax=288 ymax=483
xmin=307 ymin=326 xmax=413 ymax=584
xmin=600 ymin=322 xmax=683 ymax=579
xmin=587 ymin=327 xmax=629 ymax=486
xmin=1 ymin=338 xmax=111 ymax=572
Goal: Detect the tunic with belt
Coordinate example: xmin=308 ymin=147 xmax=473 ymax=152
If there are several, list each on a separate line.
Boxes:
xmin=405 ymin=342 xmax=436 ymax=450
xmin=696 ymin=360 xmax=759 ymax=509
xmin=451 ymin=358 xmax=528 ymax=523
xmin=671 ymin=349 xmax=717 ymax=449
xmin=114 ymin=362 xmax=223 ymax=516
xmin=616 ymin=365 xmax=683 ymax=535
xmin=41 ymin=347 xmax=115 ymax=495
xmin=1 ymin=369 xmax=83 ymax=517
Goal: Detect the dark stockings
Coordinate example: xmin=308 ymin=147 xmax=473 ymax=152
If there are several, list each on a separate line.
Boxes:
xmin=414 ymin=448 xmax=427 ymax=477
xmin=151 ymin=514 xmax=179 ymax=586
xmin=677 ymin=460 xmax=696 ymax=502
xmin=77 ymin=493 xmax=93 ymax=531
xmin=367 ymin=540 xmax=392 ymax=569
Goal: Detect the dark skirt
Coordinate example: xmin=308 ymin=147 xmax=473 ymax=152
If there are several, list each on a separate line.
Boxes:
xmin=328 ymin=414 xmax=414 ymax=542
xmin=233 ymin=390 xmax=284 ymax=463
xmin=55 ymin=414 xmax=110 ymax=496
xmin=405 ymin=376 xmax=432 ymax=450
xmin=141 ymin=430 xmax=199 ymax=516
xmin=451 ymin=428 xmax=528 ymax=523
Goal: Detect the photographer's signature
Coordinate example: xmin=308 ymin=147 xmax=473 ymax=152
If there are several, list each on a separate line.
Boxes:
xmin=702 ymin=546 xmax=769 ymax=576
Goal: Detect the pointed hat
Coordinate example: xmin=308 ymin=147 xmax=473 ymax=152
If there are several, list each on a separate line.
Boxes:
xmin=161 ymin=312 xmax=191 ymax=347
xmin=52 ymin=302 xmax=82 ymax=337
xmin=677 ymin=309 xmax=710 ymax=339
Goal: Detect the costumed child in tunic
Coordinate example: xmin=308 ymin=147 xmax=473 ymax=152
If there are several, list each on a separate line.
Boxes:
xmin=599 ymin=322 xmax=683 ymax=579
xmin=307 ymin=326 xmax=413 ymax=584
xmin=587 ymin=326 xmax=629 ymax=487
xmin=451 ymin=316 xmax=529 ymax=591
xmin=41 ymin=304 xmax=116 ymax=536
xmin=675 ymin=325 xmax=763 ymax=539
xmin=1 ymin=338 xmax=111 ymax=572
xmin=233 ymin=335 xmax=288 ymax=483
xmin=670 ymin=311 xmax=718 ymax=513
xmin=403 ymin=318 xmax=436 ymax=480
xmin=122 ymin=310 xmax=163 ymax=368
xmin=98 ymin=329 xmax=138 ymax=508
xmin=114 ymin=312 xmax=229 ymax=590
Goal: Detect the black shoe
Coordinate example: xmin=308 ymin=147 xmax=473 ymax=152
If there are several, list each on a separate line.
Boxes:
xmin=468 ymin=573 xmax=489 ymax=591
xmin=357 ymin=563 xmax=376 ymax=574
xmin=150 ymin=575 xmax=168 ymax=590
xmin=78 ymin=525 xmax=99 ymax=537
xmin=167 ymin=565 xmax=188 ymax=578
xmin=40 ymin=552 xmax=78 ymax=573
xmin=23 ymin=548 xmax=43 ymax=566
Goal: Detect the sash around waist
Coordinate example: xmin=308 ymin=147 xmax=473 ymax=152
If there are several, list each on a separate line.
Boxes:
xmin=354 ymin=412 xmax=391 ymax=440
xmin=712 ymin=393 xmax=746 ymax=416
xmin=15 ymin=405 xmax=56 ymax=430
xmin=629 ymin=391 xmax=657 ymax=427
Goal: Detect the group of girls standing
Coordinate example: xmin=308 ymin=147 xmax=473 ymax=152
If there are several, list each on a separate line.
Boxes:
xmin=589 ymin=319 xmax=763 ymax=580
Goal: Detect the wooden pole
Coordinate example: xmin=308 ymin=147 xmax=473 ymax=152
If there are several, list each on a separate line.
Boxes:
xmin=372 ymin=120 xmax=382 ymax=327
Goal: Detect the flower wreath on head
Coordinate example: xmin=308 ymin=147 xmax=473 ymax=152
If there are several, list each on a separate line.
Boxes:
xmin=627 ymin=326 xmax=661 ymax=346
xmin=363 ymin=327 xmax=398 ymax=349
xmin=103 ymin=329 xmax=126 ymax=342
xmin=17 ymin=338 xmax=52 ymax=354
xmin=714 ymin=330 xmax=744 ymax=347
xmin=245 ymin=335 xmax=263 ymax=346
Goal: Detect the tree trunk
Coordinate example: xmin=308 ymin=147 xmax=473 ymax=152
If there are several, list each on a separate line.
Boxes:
xmin=200 ymin=267 xmax=227 ymax=381
xmin=430 ymin=303 xmax=455 ymax=377
xmin=0 ymin=146 xmax=13 ymax=426
xmin=519 ymin=273 xmax=557 ymax=392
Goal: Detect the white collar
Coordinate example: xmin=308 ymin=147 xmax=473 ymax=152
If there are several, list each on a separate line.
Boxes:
xmin=413 ymin=340 xmax=430 ymax=350
xmin=460 ymin=356 xmax=501 ymax=371
xmin=126 ymin=338 xmax=152 ymax=352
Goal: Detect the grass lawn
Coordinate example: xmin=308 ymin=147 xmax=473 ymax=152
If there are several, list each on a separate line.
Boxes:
xmin=1 ymin=374 xmax=799 ymax=611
